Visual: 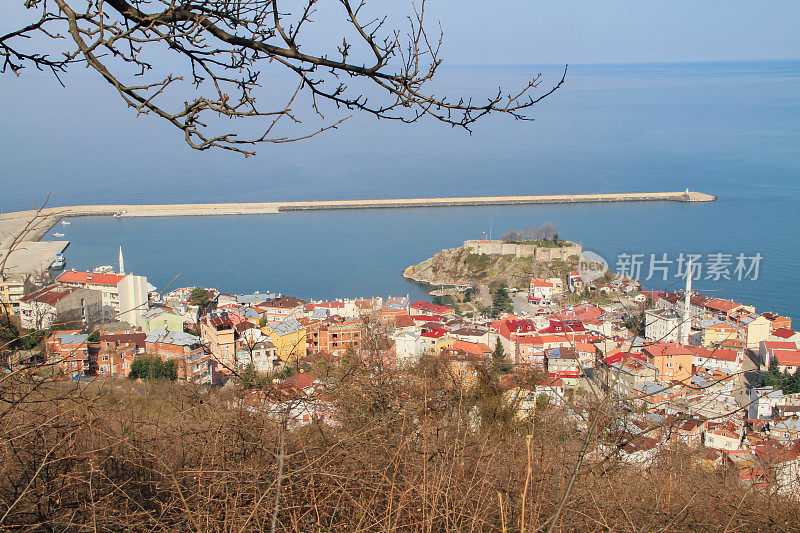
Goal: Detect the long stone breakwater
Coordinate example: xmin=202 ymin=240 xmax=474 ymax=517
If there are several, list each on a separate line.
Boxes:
xmin=0 ymin=191 xmax=715 ymax=273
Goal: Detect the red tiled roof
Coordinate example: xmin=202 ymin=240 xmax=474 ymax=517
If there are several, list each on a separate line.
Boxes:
xmin=57 ymin=271 xmax=125 ymax=286
xmin=394 ymin=315 xmax=415 ymax=328
xmin=687 ymin=346 xmax=739 ymax=362
xmin=704 ymin=298 xmax=741 ymax=313
xmin=20 ymin=284 xmax=78 ymax=305
xmin=410 ymin=314 xmax=441 ymax=322
xmin=452 ymin=340 xmax=491 ymax=355
xmin=764 ymin=341 xmax=798 ymax=351
xmin=773 ymin=328 xmax=797 ymax=339
xmin=411 ymin=301 xmax=454 ymax=315
xmin=420 ymin=328 xmax=448 ymax=339
xmin=773 ymin=349 xmax=800 ymax=367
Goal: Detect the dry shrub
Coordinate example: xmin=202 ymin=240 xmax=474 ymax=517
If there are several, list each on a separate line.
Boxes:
xmin=0 ymin=368 xmax=798 ymax=532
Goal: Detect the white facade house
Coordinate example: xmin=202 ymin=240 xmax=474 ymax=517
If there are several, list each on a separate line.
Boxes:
xmin=393 ymin=331 xmax=425 ymax=367
xmin=644 ymin=309 xmax=681 ymax=343
xmin=56 ymin=270 xmax=154 ymax=325
xmin=529 ymin=278 xmax=555 ymax=300
xmin=748 ymin=386 xmax=785 ymax=419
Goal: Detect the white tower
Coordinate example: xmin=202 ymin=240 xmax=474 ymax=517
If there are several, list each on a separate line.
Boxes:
xmin=680 ymin=258 xmax=692 ymax=345
xmin=119 ymin=245 xmax=125 ymax=275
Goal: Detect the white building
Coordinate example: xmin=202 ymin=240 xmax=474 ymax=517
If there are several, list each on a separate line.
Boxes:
xmin=748 ymin=386 xmax=784 ymax=419
xmin=644 ymin=309 xmax=681 ymax=343
xmin=529 ymin=278 xmax=555 ymax=301
xmin=393 ymin=331 xmax=425 ymax=367
xmin=57 ymin=270 xmax=153 ymax=326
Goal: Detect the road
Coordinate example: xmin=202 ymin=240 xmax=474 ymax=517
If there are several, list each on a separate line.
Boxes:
xmin=510 ymin=292 xmax=559 ymax=318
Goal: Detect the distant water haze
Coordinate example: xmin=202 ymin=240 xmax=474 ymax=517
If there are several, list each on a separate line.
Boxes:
xmin=4 ymin=61 xmax=799 ymax=319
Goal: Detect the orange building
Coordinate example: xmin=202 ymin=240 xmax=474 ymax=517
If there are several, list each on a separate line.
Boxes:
xmin=47 ymin=332 xmax=92 ymax=379
xmin=305 ymin=316 xmax=362 ymax=356
xmin=98 ymin=332 xmax=146 ymax=376
xmin=200 ymin=311 xmax=237 ymax=371
xmin=642 ymin=342 xmax=694 ymax=383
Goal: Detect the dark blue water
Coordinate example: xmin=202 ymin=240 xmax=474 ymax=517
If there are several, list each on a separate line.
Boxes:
xmin=4 ymin=61 xmax=799 ymax=320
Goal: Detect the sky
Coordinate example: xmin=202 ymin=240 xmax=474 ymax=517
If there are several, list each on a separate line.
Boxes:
xmin=3 ymin=1 xmax=799 ymax=67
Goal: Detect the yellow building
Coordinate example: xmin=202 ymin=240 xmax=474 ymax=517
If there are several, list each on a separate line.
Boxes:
xmin=262 ymin=318 xmax=307 ymax=362
xmin=702 ymin=322 xmax=740 ymax=347
xmin=434 ymin=334 xmax=457 ymax=353
xmin=0 ymin=275 xmax=26 ymax=314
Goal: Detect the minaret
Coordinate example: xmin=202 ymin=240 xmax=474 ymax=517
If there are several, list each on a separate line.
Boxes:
xmin=119 ymin=245 xmax=125 ymax=275
xmin=681 ymin=258 xmax=692 ymax=345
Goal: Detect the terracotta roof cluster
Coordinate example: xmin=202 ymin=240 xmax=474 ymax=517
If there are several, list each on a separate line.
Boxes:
xmin=411 ymin=301 xmax=454 ymax=315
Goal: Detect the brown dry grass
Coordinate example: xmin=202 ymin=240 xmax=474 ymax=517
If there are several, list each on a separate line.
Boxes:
xmin=0 ymin=365 xmax=798 ymax=532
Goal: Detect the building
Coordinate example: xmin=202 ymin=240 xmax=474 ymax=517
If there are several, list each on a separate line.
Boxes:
xmin=759 ymin=340 xmax=800 ymax=370
xmin=19 ymin=285 xmax=103 ymax=330
xmin=392 ymin=331 xmax=425 ymax=367
xmin=117 ymin=274 xmax=152 ymax=327
xmin=748 ymin=386 xmax=784 ymax=419
xmin=56 ymin=271 xmax=153 ymax=325
xmin=733 ymin=314 xmax=771 ymax=350
xmin=145 ymin=329 xmax=210 ymax=383
xmin=701 ymin=321 xmax=740 ymax=347
xmin=529 ymin=278 xmax=555 ymax=301
xmin=642 ymin=342 xmax=694 ymax=383
xmin=255 ymin=296 xmax=306 ymax=322
xmin=305 ymin=316 xmax=362 ymax=356
xmin=47 ymin=333 xmax=92 ymax=379
xmin=439 ymin=347 xmax=485 ymax=389
xmin=201 ymin=311 xmax=237 ymax=371
xmin=688 ymin=346 xmax=743 ymax=375
xmin=98 ymin=331 xmax=146 ymax=376
xmin=262 ymin=317 xmax=307 ymax=362
xmin=236 ymin=340 xmax=279 ymax=373
xmin=0 ymin=274 xmax=26 ymax=314
xmin=140 ymin=307 xmax=186 ymax=334
xmin=645 ymin=309 xmax=682 ymax=343
xmin=545 ymin=347 xmax=581 ymax=385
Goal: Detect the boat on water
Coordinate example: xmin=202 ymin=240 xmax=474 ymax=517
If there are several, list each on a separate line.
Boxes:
xmin=51 ymin=253 xmax=66 ymax=269
xmin=61 ymin=220 xmax=71 ymax=226
xmin=113 ymin=209 xmax=127 ymax=218
xmin=53 ymin=232 xmax=65 ymax=237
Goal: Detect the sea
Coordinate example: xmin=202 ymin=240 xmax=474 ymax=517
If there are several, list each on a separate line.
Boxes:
xmin=2 ymin=61 xmax=799 ymax=320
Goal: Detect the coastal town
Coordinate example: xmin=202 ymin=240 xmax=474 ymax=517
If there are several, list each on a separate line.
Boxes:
xmin=2 ymin=236 xmax=799 ymax=500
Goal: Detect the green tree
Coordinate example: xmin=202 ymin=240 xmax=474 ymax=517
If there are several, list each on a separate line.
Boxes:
xmin=189 ymin=288 xmax=210 ymax=307
xmin=431 ymin=296 xmax=444 ymax=306
xmin=623 ymin=312 xmax=645 ymax=337
xmin=492 ymin=338 xmax=511 ymax=374
xmin=128 ymin=355 xmax=178 ymax=381
xmin=492 ymin=285 xmax=514 ymax=317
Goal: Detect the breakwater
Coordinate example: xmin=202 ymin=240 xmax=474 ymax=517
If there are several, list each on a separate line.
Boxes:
xmin=0 ymin=191 xmax=714 ymax=274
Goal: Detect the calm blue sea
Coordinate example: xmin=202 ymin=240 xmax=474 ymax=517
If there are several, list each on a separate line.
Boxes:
xmin=2 ymin=61 xmax=799 ymax=320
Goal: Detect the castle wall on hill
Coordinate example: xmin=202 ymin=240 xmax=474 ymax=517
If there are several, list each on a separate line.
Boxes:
xmin=463 ymin=240 xmax=582 ymax=262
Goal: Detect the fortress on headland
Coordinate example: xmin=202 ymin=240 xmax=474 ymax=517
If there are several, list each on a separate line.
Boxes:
xmin=463 ymin=240 xmax=582 ymax=262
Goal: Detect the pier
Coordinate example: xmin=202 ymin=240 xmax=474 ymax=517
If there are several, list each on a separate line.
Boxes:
xmin=0 ymin=191 xmax=715 ymax=274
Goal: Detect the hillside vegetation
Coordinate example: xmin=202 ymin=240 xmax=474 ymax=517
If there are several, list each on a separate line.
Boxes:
xmin=0 ymin=359 xmax=796 ymax=531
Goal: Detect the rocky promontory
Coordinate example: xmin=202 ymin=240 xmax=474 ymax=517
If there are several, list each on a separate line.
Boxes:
xmin=403 ymin=240 xmax=582 ymax=289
